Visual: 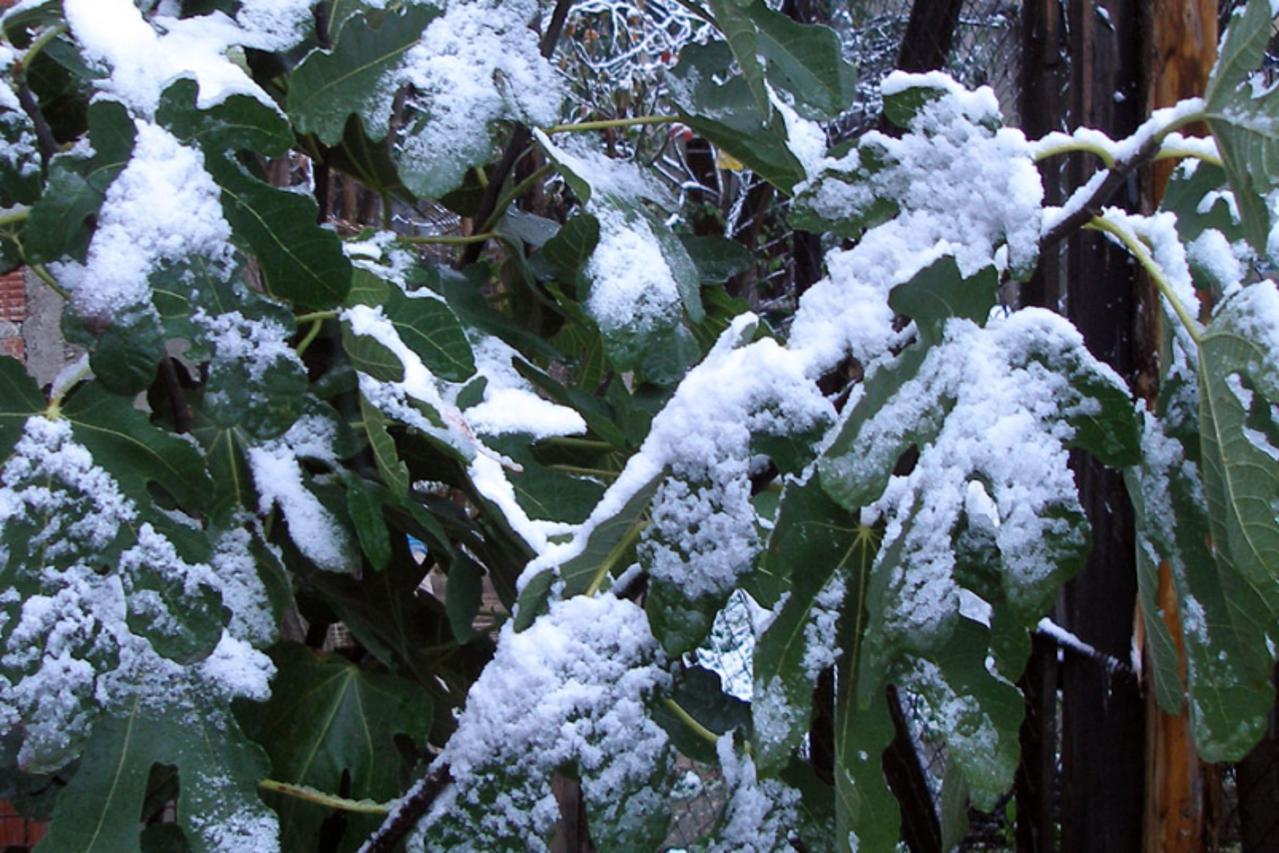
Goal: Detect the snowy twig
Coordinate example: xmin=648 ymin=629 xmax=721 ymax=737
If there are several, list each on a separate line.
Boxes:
xmin=1035 ymin=617 xmax=1132 ymax=677
xmin=359 ymin=763 xmax=453 ymax=853
xmin=1038 ymin=104 xmax=1206 ymax=251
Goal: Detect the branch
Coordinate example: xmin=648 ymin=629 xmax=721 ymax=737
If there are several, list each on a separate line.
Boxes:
xmin=158 ymin=358 xmax=194 ymax=434
xmin=358 ymin=763 xmax=453 ymax=853
xmin=1037 ymin=101 xmax=1206 ymax=252
xmin=459 ymin=0 xmax=574 ymax=267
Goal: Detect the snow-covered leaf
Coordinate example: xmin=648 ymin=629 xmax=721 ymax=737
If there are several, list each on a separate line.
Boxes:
xmin=25 ymin=99 xmax=134 ymax=264
xmin=288 ymin=6 xmax=437 ymax=146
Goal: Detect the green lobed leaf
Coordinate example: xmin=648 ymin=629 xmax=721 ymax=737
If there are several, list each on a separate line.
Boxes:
xmin=666 ymin=42 xmax=807 ymax=192
xmin=157 ymin=78 xmax=292 ymax=157
xmin=288 ymin=5 xmax=438 ymax=146
xmin=0 ymin=356 xmax=43 ymax=455
xmin=40 ymin=699 xmax=275 ymax=853
xmin=1203 ymin=0 xmax=1279 ymax=255
xmin=344 ymin=472 xmax=392 ymax=571
xmin=203 ymin=155 xmax=352 ymax=309
xmin=752 ymin=472 xmax=866 ymax=774
xmin=61 ymin=383 xmax=212 ymax=511
xmin=361 ymin=393 xmax=410 ymax=498
xmin=238 ymin=643 xmax=431 ymax=852
xmin=1187 ymin=282 xmax=1279 ymax=760
xmin=745 ymin=0 xmax=856 ymax=121
xmin=25 ymin=99 xmax=135 ymax=264
xmin=381 ymin=285 xmax=476 ymax=382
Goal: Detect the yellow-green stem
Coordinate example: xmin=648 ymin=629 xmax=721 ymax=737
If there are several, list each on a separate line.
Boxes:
xmin=1032 ymin=139 xmax=1116 ymax=168
xmin=541 ymin=115 xmax=680 ymax=135
xmin=295 ymin=309 xmax=337 ymax=324
xmin=479 ymin=163 xmax=555 ymax=233
xmin=295 ymin=317 xmax=324 ymax=357
xmin=1087 ymin=215 xmax=1203 ymax=343
xmin=258 ymin=780 xmax=390 ymax=814
xmin=541 ymin=436 xmax=614 ymax=452
xmin=398 ymin=232 xmax=494 ymax=245
xmin=583 ymin=518 xmax=648 ymax=597
xmin=0 ymin=206 xmax=30 ymax=227
xmin=548 ymin=464 xmax=620 ymax=480
xmin=662 ymin=698 xmax=721 ymax=747
xmin=19 ymin=24 xmax=67 ymax=72
xmin=1153 ymin=145 xmax=1222 ymax=167
xmin=31 ymin=263 xmax=69 ymax=300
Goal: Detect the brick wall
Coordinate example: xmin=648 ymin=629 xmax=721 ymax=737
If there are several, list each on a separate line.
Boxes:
xmin=4 ymin=3 xmax=52 ymax=849
xmin=0 ymin=269 xmax=25 ymax=359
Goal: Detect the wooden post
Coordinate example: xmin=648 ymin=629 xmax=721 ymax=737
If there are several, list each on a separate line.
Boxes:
xmin=1141 ymin=3 xmax=1217 ymax=851
xmin=1058 ymin=0 xmax=1147 ymax=850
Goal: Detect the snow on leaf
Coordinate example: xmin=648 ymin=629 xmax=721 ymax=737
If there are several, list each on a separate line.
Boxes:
xmin=789 ymin=73 xmax=1041 ymax=369
xmin=413 ymin=594 xmax=672 ymax=853
xmin=248 ymin=412 xmax=358 ymax=574
xmin=0 ymin=415 xmax=275 ymax=781
xmin=822 ymin=309 xmax=1135 ymax=643
xmin=64 ymin=0 xmax=303 ymax=117
xmin=56 ymin=121 xmax=234 ymax=325
xmin=394 ymin=0 xmax=564 ymax=197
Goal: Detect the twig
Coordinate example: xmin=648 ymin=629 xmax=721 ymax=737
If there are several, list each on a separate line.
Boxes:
xmin=359 ymin=763 xmax=453 ymax=853
xmin=459 ymin=0 xmax=575 ymax=267
xmin=1038 ymin=108 xmax=1205 ymax=252
xmin=399 ymin=232 xmax=494 ymax=245
xmin=158 ymin=358 xmax=193 ymax=434
xmin=541 ymin=115 xmax=680 ymax=134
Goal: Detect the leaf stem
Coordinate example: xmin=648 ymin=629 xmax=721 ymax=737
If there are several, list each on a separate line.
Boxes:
xmin=1032 ymin=138 xmax=1116 ymax=168
xmin=295 ymin=317 xmax=324 ymax=357
xmin=1152 ymin=145 xmax=1222 ymax=167
xmin=398 ymin=232 xmax=495 ymax=245
xmin=541 ymin=115 xmax=680 ymax=135
xmin=295 ymin=309 xmax=338 ymax=324
xmin=479 ymin=163 xmax=555 ymax=233
xmin=1086 ymin=215 xmax=1203 ymax=343
xmin=30 ymin=263 xmax=69 ymax=300
xmin=17 ymin=24 xmax=67 ymax=72
xmin=583 ymin=517 xmax=648 ymax=597
xmin=540 ymin=436 xmax=614 ymax=451
xmin=258 ymin=779 xmax=390 ymax=814
xmin=548 ymin=464 xmax=619 ymax=479
xmin=0 ymin=206 xmax=30 ymax=227
xmin=662 ymin=697 xmax=722 ymax=747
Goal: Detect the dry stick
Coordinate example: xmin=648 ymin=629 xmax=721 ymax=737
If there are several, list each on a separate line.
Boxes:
xmin=357 ymin=3 xmax=576 ymax=849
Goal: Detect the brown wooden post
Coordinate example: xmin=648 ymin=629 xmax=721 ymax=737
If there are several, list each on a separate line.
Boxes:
xmin=1016 ymin=3 xmax=1070 ymax=848
xmin=1139 ymin=4 xmax=1217 ymax=851
xmin=1058 ymin=0 xmax=1147 ymax=850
